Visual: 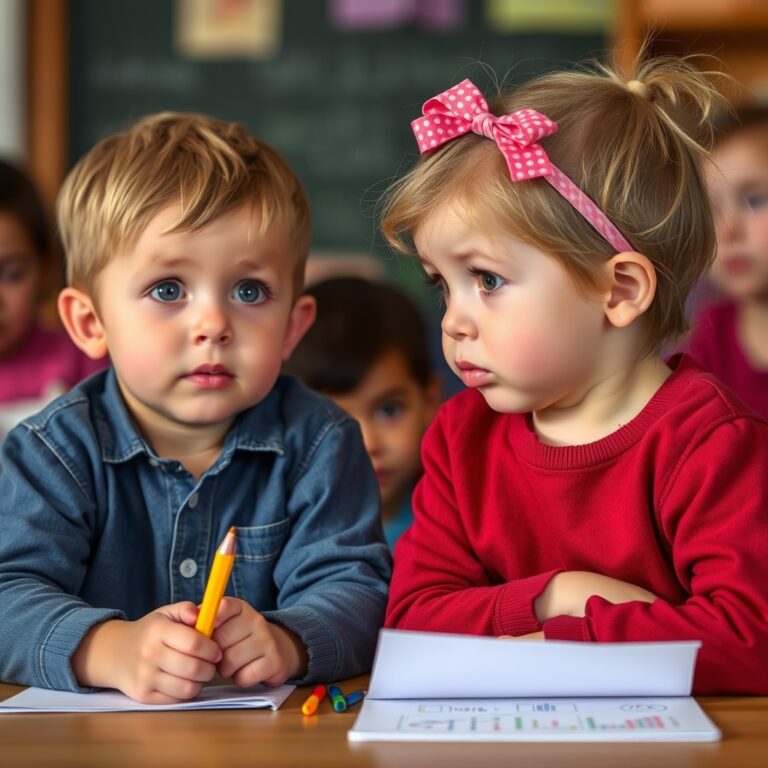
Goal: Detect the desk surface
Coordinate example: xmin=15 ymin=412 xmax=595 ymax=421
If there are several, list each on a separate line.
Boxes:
xmin=1 ymin=678 xmax=767 ymax=768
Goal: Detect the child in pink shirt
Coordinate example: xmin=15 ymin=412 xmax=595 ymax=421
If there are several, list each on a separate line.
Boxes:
xmin=685 ymin=106 xmax=768 ymax=418
xmin=0 ymin=160 xmax=105 ymax=435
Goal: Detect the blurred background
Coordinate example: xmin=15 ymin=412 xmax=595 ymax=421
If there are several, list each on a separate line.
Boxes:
xmin=3 ymin=0 xmax=768 ymax=390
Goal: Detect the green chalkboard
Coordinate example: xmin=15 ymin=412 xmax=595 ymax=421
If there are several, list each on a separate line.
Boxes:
xmin=68 ymin=0 xmax=605 ymax=252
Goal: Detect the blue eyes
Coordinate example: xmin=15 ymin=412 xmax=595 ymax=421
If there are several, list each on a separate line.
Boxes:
xmin=422 ymin=270 xmax=505 ymax=295
xmin=714 ymin=192 xmax=768 ymax=218
xmin=234 ymin=281 xmax=265 ymax=304
xmin=150 ymin=280 xmax=184 ymax=302
xmin=422 ymin=273 xmax=444 ymax=290
xmin=148 ymin=280 xmax=267 ymax=304
xmin=478 ymin=271 xmax=503 ymax=292
xmin=745 ymin=193 xmax=768 ymax=212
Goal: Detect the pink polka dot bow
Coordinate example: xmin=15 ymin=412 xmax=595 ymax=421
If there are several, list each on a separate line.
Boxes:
xmin=411 ymin=79 xmax=633 ymax=254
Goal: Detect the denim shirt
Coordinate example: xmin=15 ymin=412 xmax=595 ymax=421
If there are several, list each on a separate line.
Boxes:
xmin=0 ymin=369 xmax=391 ymax=692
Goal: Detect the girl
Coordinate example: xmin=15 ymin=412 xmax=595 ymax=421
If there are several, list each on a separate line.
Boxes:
xmin=685 ymin=106 xmax=768 ymax=419
xmin=0 ymin=160 xmax=105 ymax=436
xmin=379 ymin=56 xmax=768 ymax=694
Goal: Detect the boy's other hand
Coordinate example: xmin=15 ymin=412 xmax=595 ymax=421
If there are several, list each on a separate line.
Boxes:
xmin=72 ymin=602 xmax=221 ymax=704
xmin=212 ymin=597 xmax=308 ymax=687
xmin=535 ymin=571 xmax=658 ymax=622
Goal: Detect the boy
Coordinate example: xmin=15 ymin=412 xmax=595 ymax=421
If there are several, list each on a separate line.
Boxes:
xmin=0 ymin=113 xmax=390 ymax=704
xmin=285 ymin=277 xmax=440 ymax=549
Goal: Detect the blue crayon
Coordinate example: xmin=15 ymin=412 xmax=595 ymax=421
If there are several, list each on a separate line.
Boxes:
xmin=328 ymin=685 xmax=347 ymax=712
xmin=345 ymin=689 xmax=366 ymax=708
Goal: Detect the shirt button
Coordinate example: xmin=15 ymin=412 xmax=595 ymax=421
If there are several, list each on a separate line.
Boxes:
xmin=188 ymin=492 xmax=199 ymax=509
xmin=148 ymin=458 xmax=159 ymax=468
xmin=179 ymin=559 xmax=198 ymax=578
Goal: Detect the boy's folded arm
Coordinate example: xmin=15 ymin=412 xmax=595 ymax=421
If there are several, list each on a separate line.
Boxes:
xmin=543 ymin=418 xmax=768 ymax=694
xmin=0 ymin=430 xmax=125 ymax=692
xmin=260 ymin=416 xmax=391 ymax=685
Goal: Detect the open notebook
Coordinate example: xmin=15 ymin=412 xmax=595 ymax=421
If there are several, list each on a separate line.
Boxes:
xmin=0 ymin=683 xmax=294 ymax=713
xmin=347 ymin=630 xmax=720 ymax=743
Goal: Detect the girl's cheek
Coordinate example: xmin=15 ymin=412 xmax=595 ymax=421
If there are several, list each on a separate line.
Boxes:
xmin=751 ymin=218 xmax=768 ymax=251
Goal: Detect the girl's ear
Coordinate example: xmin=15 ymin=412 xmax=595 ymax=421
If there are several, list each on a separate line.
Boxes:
xmin=57 ymin=287 xmax=109 ymax=359
xmin=282 ymin=294 xmax=317 ymax=360
xmin=601 ymin=252 xmax=657 ymax=329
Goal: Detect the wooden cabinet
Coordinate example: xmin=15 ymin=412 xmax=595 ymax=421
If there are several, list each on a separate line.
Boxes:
xmin=613 ymin=0 xmax=768 ymax=104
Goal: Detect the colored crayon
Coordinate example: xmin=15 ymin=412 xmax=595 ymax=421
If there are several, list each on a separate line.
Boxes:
xmin=301 ymin=684 xmax=326 ymax=716
xmin=345 ymin=689 xmax=365 ymax=707
xmin=328 ymin=684 xmax=347 ymax=712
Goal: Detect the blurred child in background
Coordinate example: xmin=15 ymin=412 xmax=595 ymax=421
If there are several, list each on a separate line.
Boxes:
xmin=286 ymin=276 xmax=440 ymax=549
xmin=0 ymin=160 xmax=105 ymax=436
xmin=685 ymin=106 xmax=768 ymax=419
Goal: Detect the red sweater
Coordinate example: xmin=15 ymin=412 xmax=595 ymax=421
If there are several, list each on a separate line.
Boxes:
xmin=386 ymin=356 xmax=768 ymax=694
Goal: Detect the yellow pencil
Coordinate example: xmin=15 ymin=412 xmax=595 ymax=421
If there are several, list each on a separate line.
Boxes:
xmin=195 ymin=526 xmax=237 ymax=638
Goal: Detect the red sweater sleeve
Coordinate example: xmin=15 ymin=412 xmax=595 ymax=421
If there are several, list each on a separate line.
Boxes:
xmin=385 ymin=410 xmax=559 ymax=636
xmin=543 ymin=415 xmax=768 ymax=694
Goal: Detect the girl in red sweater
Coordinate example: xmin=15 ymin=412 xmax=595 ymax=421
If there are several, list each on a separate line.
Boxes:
xmin=379 ymin=54 xmax=768 ymax=694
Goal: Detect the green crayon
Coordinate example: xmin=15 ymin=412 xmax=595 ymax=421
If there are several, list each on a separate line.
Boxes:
xmin=328 ymin=685 xmax=347 ymax=712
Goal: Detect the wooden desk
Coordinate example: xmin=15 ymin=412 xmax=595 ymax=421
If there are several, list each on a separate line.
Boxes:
xmin=1 ymin=678 xmax=767 ymax=768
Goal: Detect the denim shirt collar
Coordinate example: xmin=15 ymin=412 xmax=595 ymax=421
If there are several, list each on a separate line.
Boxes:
xmin=96 ymin=368 xmax=286 ymax=468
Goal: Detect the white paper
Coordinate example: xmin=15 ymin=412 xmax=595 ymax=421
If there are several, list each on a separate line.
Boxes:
xmin=349 ymin=630 xmax=720 ymax=743
xmin=0 ymin=683 xmax=294 ymax=713
xmin=348 ymin=696 xmax=721 ymax=742
xmin=368 ymin=629 xmax=700 ymax=699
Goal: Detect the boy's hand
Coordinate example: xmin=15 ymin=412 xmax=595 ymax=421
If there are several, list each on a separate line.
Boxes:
xmin=212 ymin=597 xmax=308 ymax=687
xmin=535 ymin=571 xmax=658 ymax=622
xmin=72 ymin=602 xmax=221 ymax=704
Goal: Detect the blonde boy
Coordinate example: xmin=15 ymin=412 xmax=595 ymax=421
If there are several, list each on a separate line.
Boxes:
xmin=0 ymin=113 xmax=390 ymax=703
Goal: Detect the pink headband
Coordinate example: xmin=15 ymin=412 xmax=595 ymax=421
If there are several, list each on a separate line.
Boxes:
xmin=411 ymin=79 xmax=633 ymax=254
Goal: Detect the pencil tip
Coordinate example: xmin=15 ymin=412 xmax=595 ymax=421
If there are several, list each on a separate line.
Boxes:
xmin=218 ymin=527 xmax=237 ymax=555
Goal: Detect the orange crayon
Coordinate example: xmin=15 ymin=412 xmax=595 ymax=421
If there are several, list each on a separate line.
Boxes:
xmin=301 ymin=685 xmax=326 ymax=716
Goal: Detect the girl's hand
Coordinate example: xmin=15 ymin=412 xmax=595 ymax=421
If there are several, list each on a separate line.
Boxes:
xmin=535 ymin=571 xmax=658 ymax=622
xmin=499 ymin=631 xmax=545 ymax=640
xmin=212 ymin=597 xmax=308 ymax=687
xmin=71 ymin=602 xmax=222 ymax=704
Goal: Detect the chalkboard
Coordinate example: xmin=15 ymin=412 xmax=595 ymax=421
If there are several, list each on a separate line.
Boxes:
xmin=68 ymin=0 xmax=606 ymax=253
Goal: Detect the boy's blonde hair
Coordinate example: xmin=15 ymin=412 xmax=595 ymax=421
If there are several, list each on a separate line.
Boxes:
xmin=57 ymin=112 xmax=311 ymax=296
xmin=381 ymin=54 xmax=726 ymax=351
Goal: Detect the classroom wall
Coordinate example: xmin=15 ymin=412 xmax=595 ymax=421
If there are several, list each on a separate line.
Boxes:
xmin=67 ymin=0 xmax=607 ymax=255
xmin=0 ymin=0 xmax=25 ymax=160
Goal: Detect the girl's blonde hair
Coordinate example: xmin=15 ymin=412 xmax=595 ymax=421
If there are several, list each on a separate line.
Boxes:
xmin=380 ymin=52 xmax=726 ymax=350
xmin=57 ymin=112 xmax=310 ymax=296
